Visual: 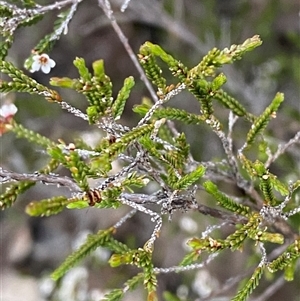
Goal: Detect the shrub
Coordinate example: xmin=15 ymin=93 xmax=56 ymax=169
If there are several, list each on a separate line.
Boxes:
xmin=1 ymin=1 xmax=299 ymax=301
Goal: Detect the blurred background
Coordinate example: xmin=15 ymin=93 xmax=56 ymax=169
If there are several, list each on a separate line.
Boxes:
xmin=1 ymin=0 xmax=299 ymax=300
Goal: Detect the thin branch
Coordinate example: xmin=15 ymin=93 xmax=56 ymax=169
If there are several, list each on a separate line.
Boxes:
xmin=0 ymin=0 xmax=79 ymax=14
xmin=0 ymin=0 xmax=80 ymax=32
xmin=154 ymin=252 xmax=219 ymax=274
xmin=119 ymin=192 xmax=248 ymax=224
xmin=265 ymin=130 xmax=300 ymax=168
xmin=192 ymin=202 xmax=248 ymax=224
xmin=97 ymin=0 xmax=158 ymax=104
xmin=0 ymin=167 xmax=81 ymax=192
xmin=213 ymin=127 xmax=263 ymax=205
xmin=97 ymin=0 xmax=182 ymax=139
xmin=59 ymin=101 xmax=88 ymax=121
xmin=113 ymin=208 xmax=137 ymax=229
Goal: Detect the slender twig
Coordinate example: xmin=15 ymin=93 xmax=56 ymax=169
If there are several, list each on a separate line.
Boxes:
xmin=59 ymin=101 xmax=88 ymax=121
xmin=97 ymin=0 xmax=182 ymax=138
xmin=192 ymin=202 xmax=248 ymax=224
xmin=154 ymin=252 xmax=219 ymax=274
xmin=118 ymin=192 xmax=248 ymax=224
xmin=98 ymin=0 xmax=158 ymax=104
xmin=0 ymin=0 xmax=80 ymax=32
xmin=265 ymin=130 xmax=300 ymax=167
xmin=0 ymin=167 xmax=81 ymax=192
xmin=213 ymin=127 xmax=263 ymax=205
xmin=120 ymin=195 xmax=162 ymax=250
xmin=113 ymin=208 xmax=137 ymax=229
xmin=0 ymin=0 xmax=79 ymax=15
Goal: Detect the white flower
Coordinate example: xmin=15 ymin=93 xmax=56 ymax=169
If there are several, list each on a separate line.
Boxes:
xmin=0 ymin=103 xmax=17 ymax=136
xmin=0 ymin=103 xmax=18 ymax=119
xmin=30 ymin=53 xmax=56 ymax=74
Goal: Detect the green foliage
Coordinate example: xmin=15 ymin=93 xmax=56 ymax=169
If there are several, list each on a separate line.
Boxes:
xmin=139 ymin=42 xmax=189 ymax=82
xmin=0 ymin=4 xmax=13 ymax=17
xmin=188 ymin=35 xmax=262 ymax=80
xmin=77 ymin=58 xmax=113 ymax=122
xmin=47 ymin=145 xmax=90 ymax=191
xmin=25 ymin=196 xmax=70 ymax=216
xmin=224 ymin=213 xmax=261 ymax=250
xmin=214 ymin=90 xmax=253 ymax=120
xmin=0 ymin=159 xmax=59 ymax=210
xmin=268 ymin=239 xmax=300 ymax=273
xmin=185 ymin=236 xmax=224 ymax=254
xmin=179 ymin=248 xmax=202 ymax=266
xmin=134 ymin=104 xmax=204 ymax=124
xmin=0 ymin=181 xmax=35 ymax=210
xmin=232 ymin=265 xmax=265 ymax=301
xmin=284 ymin=259 xmax=297 ymax=282
xmin=112 ymin=76 xmax=135 ymax=120
xmin=172 ymin=165 xmax=205 ymax=190
xmin=32 ymin=7 xmax=74 ymax=54
xmin=102 ymin=273 xmax=143 ymax=301
xmin=0 ymin=34 xmax=14 ymax=60
xmin=138 ymin=51 xmax=167 ymax=91
xmin=238 ymin=157 xmax=290 ymax=207
xmin=203 ymin=181 xmax=251 ymax=217
xmin=109 ymin=248 xmax=158 ymax=300
xmin=51 ymin=228 xmax=116 ymax=281
xmin=0 ymin=60 xmax=62 ymax=102
xmin=185 ymin=211 xmax=284 ymax=258
xmin=245 ymin=92 xmax=284 ymax=148
xmin=1 ymin=25 xmax=299 ymax=301
xmin=0 ymin=0 xmax=43 ymax=59
xmin=11 ymin=121 xmax=56 ymax=148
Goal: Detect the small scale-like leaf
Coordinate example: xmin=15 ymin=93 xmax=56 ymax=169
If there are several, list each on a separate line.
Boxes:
xmin=92 ymin=59 xmax=106 ymax=80
xmin=26 ymin=196 xmax=70 ymax=216
xmin=51 ymin=228 xmax=114 ymax=280
xmin=268 ymin=239 xmax=300 ymax=272
xmin=74 ymin=57 xmax=92 ymax=81
xmin=112 ymin=76 xmax=135 ymax=120
xmin=269 ymin=174 xmax=289 ymax=196
xmin=203 ymin=181 xmax=251 ymax=216
xmin=0 ymin=181 xmax=35 ymax=210
xmin=140 ymin=42 xmax=188 ymax=81
xmin=211 ymin=73 xmax=227 ymax=90
xmin=232 ymin=265 xmax=264 ymax=301
xmin=284 ymin=260 xmax=296 ymax=281
xmin=246 ymin=92 xmax=284 ymax=147
xmin=50 ymin=77 xmax=78 ymax=88
xmin=173 ymin=165 xmax=206 ymax=190
xmin=180 ymin=251 xmax=201 ymax=266
xmin=12 ymin=121 xmax=55 ymax=148
xmin=109 ymin=253 xmax=133 ymax=267
xmin=67 ymin=200 xmax=89 ymax=209
xmin=214 ymin=89 xmax=250 ymax=118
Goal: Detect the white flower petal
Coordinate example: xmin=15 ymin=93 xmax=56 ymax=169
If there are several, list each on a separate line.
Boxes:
xmin=49 ymin=59 xmax=56 ymax=68
xmin=30 ymin=61 xmax=41 ymax=73
xmin=0 ymin=103 xmax=18 ymax=118
xmin=41 ymin=64 xmax=51 ymax=74
xmin=32 ymin=54 xmax=41 ymax=62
